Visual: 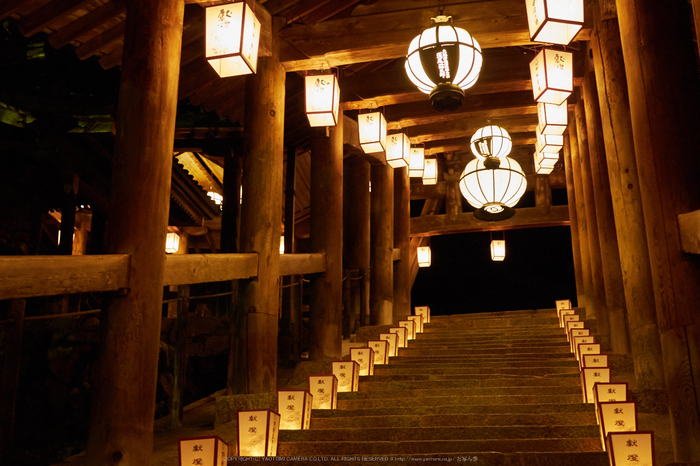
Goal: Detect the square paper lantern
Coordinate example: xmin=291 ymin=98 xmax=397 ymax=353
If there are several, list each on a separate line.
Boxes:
xmin=599 ymin=401 xmax=638 ymax=450
xmin=305 ymin=72 xmax=340 ymax=127
xmin=491 ymin=239 xmax=506 ymax=261
xmin=379 ymin=332 xmax=399 ymax=357
xmin=566 ymin=321 xmax=585 ymax=339
xmin=530 ymin=48 xmax=573 ymax=105
xmin=526 ymin=0 xmax=584 ymax=45
xmin=422 ymin=158 xmax=438 ymax=185
xmin=582 ymin=353 xmax=609 ymax=369
xmin=559 ymin=309 xmax=575 ymax=327
xmin=573 ymin=335 xmax=596 ymax=361
xmin=409 ymin=147 xmax=425 ymax=177
xmin=535 ymin=149 xmax=559 ymax=169
xmin=386 ymin=133 xmax=410 ymax=168
xmin=368 ymin=340 xmax=390 ymax=365
xmin=538 ymin=101 xmax=568 ymax=135
xmin=578 ymin=343 xmax=602 ymax=370
xmin=237 ymin=409 xmax=280 ymax=457
xmin=358 ymin=111 xmax=387 ymax=154
xmin=390 ymin=326 xmax=408 ymax=348
xmin=569 ymin=328 xmax=590 ymax=352
xmin=593 ymin=382 xmax=628 ymax=424
xmin=277 ymin=390 xmax=312 ymax=430
xmin=534 ymin=152 xmax=555 ymax=175
xmin=581 ymin=367 xmax=610 ymax=403
xmin=607 ymin=431 xmax=654 ymax=466
xmin=417 ymin=246 xmax=432 ymax=267
xmin=555 ymin=299 xmax=572 ymax=311
xmin=205 ymin=2 xmax=261 ymax=77
xmin=178 ymin=435 xmax=229 ymax=466
xmin=308 ymin=375 xmax=338 ymax=409
xmin=415 ymin=305 xmax=431 ymax=323
xmin=399 ymin=319 xmax=416 ymax=340
xmin=332 ymin=360 xmax=360 ymax=392
xmin=536 ymin=125 xmax=564 ymax=153
xmin=563 ymin=314 xmax=580 ymax=334
xmin=350 ymin=347 xmax=375 ymax=376
xmin=408 ymin=315 xmax=424 ymax=333
xmin=166 ymin=231 xmax=180 ymax=254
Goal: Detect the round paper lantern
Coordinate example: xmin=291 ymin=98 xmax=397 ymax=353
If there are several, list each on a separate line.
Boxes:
xmin=459 ymin=157 xmax=527 ymax=220
xmin=470 ymin=125 xmax=512 ymax=161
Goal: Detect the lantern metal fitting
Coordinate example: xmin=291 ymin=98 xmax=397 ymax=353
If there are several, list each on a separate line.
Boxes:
xmin=459 ymin=157 xmax=527 ymax=220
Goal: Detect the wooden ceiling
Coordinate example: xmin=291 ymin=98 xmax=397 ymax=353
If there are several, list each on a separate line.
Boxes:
xmin=1 ymin=0 xmax=589 ymax=237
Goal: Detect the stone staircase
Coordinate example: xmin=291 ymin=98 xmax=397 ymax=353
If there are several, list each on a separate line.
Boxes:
xmin=277 ymin=309 xmax=609 ymax=465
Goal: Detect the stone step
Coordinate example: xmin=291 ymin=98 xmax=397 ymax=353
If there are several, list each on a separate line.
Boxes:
xmin=373 ymin=360 xmax=580 ymax=370
xmin=337 ymin=393 xmax=585 ymax=410
xmin=277 ymin=437 xmax=604 ymax=456
xmin=422 ymin=318 xmax=561 ymax=329
xmin=355 ymin=377 xmax=581 ymax=391
xmin=398 ymin=346 xmax=573 ymax=357
xmin=387 ymin=353 xmax=575 ymax=364
xmin=372 ymin=366 xmax=581 ymax=377
xmin=429 ymin=308 xmax=558 ymax=318
xmin=415 ymin=329 xmax=567 ymax=339
xmin=339 ymin=386 xmax=581 ymax=401
xmin=408 ymin=338 xmax=569 ymax=348
xmin=365 ymin=372 xmax=580 ymax=383
xmin=309 ymin=412 xmax=598 ymax=429
xmin=279 ymin=425 xmax=600 ymax=443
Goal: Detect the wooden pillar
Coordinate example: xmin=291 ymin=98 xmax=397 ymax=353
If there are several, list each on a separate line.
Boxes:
xmin=567 ymin=122 xmax=594 ymax=314
xmin=370 ymin=163 xmax=394 ymax=325
xmin=574 ymin=99 xmax=609 ymax=337
xmin=221 ymin=141 xmax=243 ymax=254
xmin=590 ymin=3 xmax=664 ymax=390
xmin=0 ymin=299 xmax=24 ymax=461
xmin=279 ymin=145 xmax=297 ymax=363
xmin=169 ymin=284 xmax=189 ymax=430
xmin=616 ymin=0 xmax=700 ymax=459
xmin=235 ymin=16 xmax=285 ymax=393
xmin=535 ymin=175 xmax=552 ymax=215
xmin=581 ymin=65 xmax=629 ymax=354
xmin=85 ymin=0 xmax=184 ymax=463
xmin=309 ymin=121 xmax=344 ymax=360
xmin=393 ymin=166 xmax=410 ymax=322
xmin=57 ymin=174 xmax=78 ymax=255
xmin=343 ymin=154 xmax=370 ymax=333
xmin=562 ymin=136 xmax=585 ymax=307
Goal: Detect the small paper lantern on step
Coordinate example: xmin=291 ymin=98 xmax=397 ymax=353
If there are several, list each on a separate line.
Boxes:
xmin=599 ymin=401 xmax=638 ymax=450
xmin=380 ymin=332 xmax=399 ymax=357
xmin=277 ymin=390 xmax=312 ymax=430
xmin=308 ymin=375 xmax=338 ymax=409
xmin=350 ymin=347 xmax=375 ymax=376
xmin=178 ymin=435 xmax=229 ymax=466
xmin=332 ymin=361 xmax=360 ymax=392
xmin=236 ymin=409 xmax=280 ymax=457
xmin=607 ymin=431 xmax=654 ymax=466
xmin=368 ymin=340 xmax=390 ymax=365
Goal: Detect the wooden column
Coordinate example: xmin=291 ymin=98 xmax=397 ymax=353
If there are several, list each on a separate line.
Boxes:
xmin=581 ymin=65 xmax=629 ymax=354
xmin=85 ymin=0 xmax=184 ymax=463
xmin=590 ymin=2 xmax=664 ymax=390
xmin=562 ymin=136 xmax=585 ymax=307
xmin=58 ymin=174 xmax=78 ymax=255
xmin=0 ymin=299 xmax=24 ymax=461
xmin=169 ymin=284 xmax=189 ymax=430
xmin=343 ymin=154 xmax=370 ymax=332
xmin=567 ymin=121 xmax=594 ymax=314
xmin=280 ymin=145 xmax=299 ymax=364
xmin=235 ymin=16 xmax=285 ymax=393
xmin=221 ymin=141 xmax=243 ymax=254
xmin=309 ymin=121 xmax=344 ymax=360
xmin=574 ymin=100 xmax=609 ymax=337
xmin=393 ymin=166 xmax=410 ymax=322
xmin=370 ymin=163 xmax=394 ymax=325
xmin=616 ymin=0 xmax=700 ymax=459
xmin=535 ymin=175 xmax=552 ymax=215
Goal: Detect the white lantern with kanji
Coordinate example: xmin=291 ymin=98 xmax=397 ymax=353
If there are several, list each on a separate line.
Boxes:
xmin=491 ymin=239 xmax=506 ymax=261
xmin=599 ymin=401 xmax=638 ymax=450
xmin=308 ymin=375 xmax=338 ymax=409
xmin=236 ymin=409 xmax=280 ymax=457
xmin=358 ymin=111 xmax=387 ymax=154
xmin=332 ymin=360 xmax=360 ymax=392
xmin=390 ymin=326 xmax=408 ymax=348
xmin=607 ymin=431 xmax=654 ymax=466
xmin=277 ymin=390 xmax=312 ymax=430
xmin=593 ymin=382 xmax=627 ymax=425
xmin=399 ymin=319 xmax=416 ymax=340
xmin=408 ymin=315 xmax=424 ymax=333
xmin=178 ymin=435 xmax=229 ymax=466
xmin=417 ymin=246 xmax=432 ymax=267
xmin=379 ymin=332 xmax=399 ymax=357
xmin=538 ymin=101 xmax=568 ymax=135
xmin=368 ymin=340 xmax=389 ymax=365
xmin=386 ymin=133 xmax=410 ymax=168
xmin=526 ymin=0 xmax=584 ymax=45
xmin=205 ymin=2 xmax=261 ymax=77
xmin=409 ymin=147 xmax=425 ymax=177
xmin=581 ymin=367 xmax=610 ymax=403
xmin=414 ymin=305 xmax=431 ymax=323
xmin=530 ymin=48 xmax=573 ymax=105
xmin=350 ymin=347 xmax=375 ymax=376
xmin=422 ymin=158 xmax=438 ymax=185
xmin=305 ymin=72 xmax=340 ymax=127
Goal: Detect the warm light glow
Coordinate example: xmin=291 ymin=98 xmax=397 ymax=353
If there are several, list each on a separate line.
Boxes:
xmin=368 ymin=340 xmax=389 ymax=365
xmin=279 ymin=236 xmax=285 ymax=254
xmin=536 ymin=125 xmax=564 ymax=154
xmin=599 ymin=401 xmax=637 ymax=450
xmin=308 ymin=375 xmax=338 ymax=409
xmin=205 ymin=2 xmax=261 ymax=77
xmin=581 ymin=367 xmax=610 ymax=403
xmin=166 ymin=231 xmax=180 ymax=254
xmin=422 ymin=158 xmax=438 ymax=185
xmin=237 ymin=409 xmax=280 ymax=456
xmin=207 ymin=191 xmax=223 ymax=205
xmin=332 ymin=361 xmax=360 ymax=392
xmin=530 ymin=49 xmax=573 ymax=105
xmin=350 ymin=347 xmax=375 ymax=376
xmin=538 ymin=101 xmax=568 ymax=135
xmin=470 ymin=125 xmax=512 ymax=160
xmin=409 ymin=147 xmax=425 ymax=177
xmin=358 ymin=111 xmax=387 ymax=154
xmin=593 ymin=382 xmax=628 ymax=425
xmin=414 ymin=305 xmax=431 ymax=323
xmin=277 ymin=390 xmax=312 ymax=430
xmin=534 ymin=152 xmax=555 ymax=174
xmin=408 ymin=315 xmax=424 ymax=333
xmin=459 ymin=157 xmax=527 ymax=220
xmin=305 ymin=72 xmax=340 ymax=127
xmin=417 ymin=246 xmax=432 ymax=267
xmin=399 ymin=319 xmax=416 ymax=340
xmin=607 ymin=432 xmax=654 ymax=466
xmin=491 ymin=239 xmax=506 ymax=261
xmin=535 ymin=149 xmax=559 ymax=169
xmin=555 ymin=299 xmax=572 ymax=310
xmin=379 ymin=332 xmax=399 ymax=357
xmin=386 ymin=133 xmax=410 ymax=168
xmin=526 ymin=0 xmax=584 ymax=45
xmin=178 ymin=436 xmax=229 ymax=466
xmin=389 ymin=326 xmax=408 ymax=348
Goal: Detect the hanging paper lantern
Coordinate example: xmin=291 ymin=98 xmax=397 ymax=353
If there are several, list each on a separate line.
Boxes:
xmin=422 ymin=158 xmax=438 ymax=185
xmin=491 ymin=239 xmax=506 ymax=261
xmin=409 ymin=146 xmax=425 ymax=177
xmin=165 ymin=231 xmax=180 ymax=254
xmin=405 ymin=16 xmax=483 ymax=111
xmin=417 ymin=246 xmax=431 ymax=267
xmin=538 ymin=101 xmax=568 ymax=135
xmin=459 ymin=157 xmax=527 ymax=220
xmin=534 ymin=152 xmax=555 ymax=174
xmin=305 ymin=72 xmax=340 ymax=127
xmin=358 ymin=111 xmax=387 ymax=154
xmin=536 ymin=125 xmax=564 ymax=153
xmin=526 ymin=0 xmax=584 ymax=46
xmin=386 ymin=133 xmax=411 ymax=168
xmin=205 ymin=1 xmax=261 ymax=77
xmin=530 ymin=48 xmax=573 ymax=105
xmin=470 ymin=125 xmax=512 ymax=161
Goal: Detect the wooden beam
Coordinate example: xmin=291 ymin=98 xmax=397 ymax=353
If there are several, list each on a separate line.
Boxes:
xmin=0 ymin=0 xmax=25 ymax=22
xmin=425 ymin=133 xmax=535 ymax=155
xmin=279 ymin=253 xmax=326 ymax=276
xmin=0 ymin=255 xmax=130 ymax=300
xmin=48 ymin=2 xmax=126 ymax=49
xmin=162 ymin=253 xmax=258 ymax=286
xmin=410 ymin=205 xmax=570 ymax=237
xmin=18 ymin=0 xmax=93 ymax=38
xmin=75 ymin=20 xmax=126 ymax=60
xmin=408 ymin=115 xmax=539 ymax=145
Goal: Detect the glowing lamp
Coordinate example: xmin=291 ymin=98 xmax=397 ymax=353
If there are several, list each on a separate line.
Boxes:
xmin=573 ymin=335 xmax=596 ymax=361
xmin=208 ymin=191 xmax=223 ymax=206
xmin=277 ymin=390 xmax=312 ymax=430
xmin=379 ymin=332 xmax=399 ymax=357
xmin=178 ymin=435 xmax=229 ymax=466
xmin=559 ymin=309 xmax=575 ymax=328
xmin=538 ymin=101 xmax=568 ymax=135
xmin=422 ymin=158 xmax=438 ymax=185
xmin=459 ymin=157 xmax=527 ymax=221
xmin=579 ymin=343 xmax=603 ymax=372
xmin=399 ymin=319 xmax=416 ymax=340
xmin=390 ymin=326 xmax=408 ymax=349
xmin=414 ymin=305 xmax=431 ymax=323
xmin=305 ymin=72 xmax=340 ymax=127
xmin=555 ymin=299 xmax=572 ymax=311
xmin=569 ymin=328 xmax=590 ymax=352
xmin=491 ymin=240 xmax=506 ymax=261
xmin=530 ymin=49 xmax=573 ymax=105
xmin=566 ymin=320 xmax=585 ymax=339
xmin=368 ymin=340 xmax=389 ymax=365
xmin=279 ymin=236 xmax=285 ymax=254
xmin=536 ymin=125 xmax=564 ymax=154
xmin=593 ymin=382 xmax=627 ymax=425
xmin=236 ymin=409 xmax=280 ymax=456
xmin=409 ymin=147 xmax=425 ymax=177
xmin=470 ymin=125 xmax=512 ymax=161
xmin=607 ymin=431 xmax=654 ymax=466
xmin=581 ymin=367 xmax=610 ymax=403
xmin=582 ymin=353 xmax=608 ymax=369
xmin=534 ymin=152 xmax=557 ymax=174
xmin=408 ymin=315 xmax=424 ymax=333
xmin=405 ymin=15 xmax=482 ymax=111
xmin=526 ymin=0 xmax=584 ymax=45
xmin=358 ymin=111 xmax=387 ymax=154
xmin=308 ymin=375 xmax=338 ymax=409
xmin=332 ymin=361 xmax=360 ymax=392
xmin=350 ymin=347 xmax=375 ymax=376
xmin=599 ymin=401 xmax=638 ymax=450
xmin=417 ymin=246 xmax=432 ymax=267
xmin=385 ymin=133 xmax=411 ymax=168
xmin=166 ymin=231 xmax=180 ymax=254
xmin=205 ymin=2 xmax=261 ymax=77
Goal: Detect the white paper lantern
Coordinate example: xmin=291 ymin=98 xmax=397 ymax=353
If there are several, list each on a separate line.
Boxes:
xmin=409 ymin=147 xmax=425 ymax=177
xmin=205 ymin=2 xmax=261 ymax=77
xmin=530 ymin=49 xmax=573 ymax=105
xmin=607 ymin=431 xmax=654 ymax=466
xmin=470 ymin=125 xmax=512 ymax=160
xmin=417 ymin=246 xmax=432 ymax=267
xmin=379 ymin=332 xmax=399 ymax=357
xmin=414 ymin=305 xmax=431 ymax=323
xmin=405 ymin=16 xmax=483 ymax=111
xmin=399 ymin=319 xmax=416 ymax=340
xmin=305 ymin=72 xmax=340 ymax=127
xmin=408 ymin=315 xmax=424 ymax=333
xmin=207 ymin=191 xmax=223 ymax=205
xmin=358 ymin=111 xmax=387 ymax=154
xmin=538 ymin=101 xmax=568 ymax=135
xmin=386 ymin=133 xmax=410 ymax=168
xmin=459 ymin=157 xmax=527 ymax=220
xmin=534 ymin=152 xmax=556 ymax=174
xmin=389 ymin=326 xmax=408 ymax=348
xmin=332 ymin=361 xmax=360 ymax=392
xmin=599 ymin=401 xmax=638 ymax=450
xmin=491 ymin=239 xmax=506 ymax=261
xmin=178 ymin=435 xmax=229 ymax=466
xmin=236 ymin=409 xmax=280 ymax=456
xmin=277 ymin=390 xmax=312 ymax=430
xmin=422 ymin=158 xmax=438 ymax=185
xmin=350 ymin=347 xmax=375 ymax=376
xmin=536 ymin=125 xmax=564 ymax=154
xmin=308 ymin=375 xmax=338 ymax=409
xmin=368 ymin=340 xmax=390 ymax=365
xmin=526 ymin=0 xmax=584 ymax=45
xmin=166 ymin=231 xmax=180 ymax=254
